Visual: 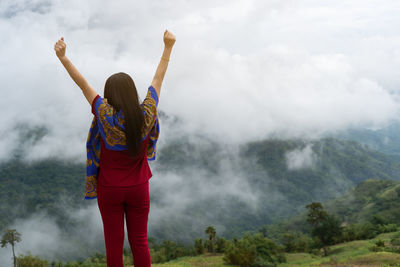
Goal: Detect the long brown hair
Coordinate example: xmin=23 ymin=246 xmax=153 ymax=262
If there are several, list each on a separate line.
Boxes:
xmin=104 ymin=72 xmax=145 ymax=157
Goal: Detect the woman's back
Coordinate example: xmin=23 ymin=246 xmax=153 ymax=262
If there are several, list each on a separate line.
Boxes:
xmin=98 ymin=135 xmax=152 ymax=187
xmin=90 ymin=84 xmax=160 ymax=188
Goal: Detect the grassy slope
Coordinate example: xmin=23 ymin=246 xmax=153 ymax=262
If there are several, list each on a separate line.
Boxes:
xmin=151 ymin=231 xmax=400 ymax=267
xmin=152 ymin=253 xmax=234 ymax=267
xmin=279 ymin=231 xmax=400 ymax=266
xmin=280 ymin=232 xmax=400 ymax=266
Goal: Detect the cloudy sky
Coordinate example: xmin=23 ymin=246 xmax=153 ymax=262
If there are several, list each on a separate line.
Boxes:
xmin=0 ymin=0 xmax=400 ymax=162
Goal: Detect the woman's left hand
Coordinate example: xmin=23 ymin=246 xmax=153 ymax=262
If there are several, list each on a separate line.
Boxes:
xmin=163 ymin=30 xmax=176 ymax=48
xmin=54 ymin=37 xmax=66 ymax=58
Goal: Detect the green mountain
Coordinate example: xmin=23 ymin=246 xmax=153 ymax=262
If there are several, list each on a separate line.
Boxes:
xmin=260 ymin=178 xmax=400 ymax=244
xmin=241 ymin=138 xmax=400 ymax=211
xmin=327 ymin=179 xmax=400 ymax=224
xmin=0 ymin=159 xmax=86 ymax=231
xmin=2 ymin=136 xmax=400 ymax=244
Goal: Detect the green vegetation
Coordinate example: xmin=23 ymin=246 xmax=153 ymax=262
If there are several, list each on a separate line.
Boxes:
xmin=151 ymin=254 xmax=232 ymax=267
xmin=5 ymin=194 xmax=400 ymax=266
xmin=17 ymin=253 xmax=48 ymax=267
xmin=152 ymin=231 xmax=400 ymax=266
xmin=280 ymin=231 xmax=400 ymax=266
xmin=223 ymin=233 xmax=286 ymax=266
xmin=11 ymin=231 xmax=400 ymax=266
xmin=149 ymin=239 xmax=195 ymax=263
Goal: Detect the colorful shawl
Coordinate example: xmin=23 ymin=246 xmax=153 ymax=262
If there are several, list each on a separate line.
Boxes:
xmin=85 ymin=85 xmax=159 ymax=199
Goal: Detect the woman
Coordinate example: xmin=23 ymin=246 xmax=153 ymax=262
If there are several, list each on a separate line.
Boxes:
xmin=54 ymin=30 xmax=176 ymax=266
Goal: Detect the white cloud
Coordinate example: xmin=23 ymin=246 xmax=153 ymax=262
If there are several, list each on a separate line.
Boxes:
xmin=286 ymin=144 xmax=316 ymax=170
xmin=0 ymin=0 xmax=400 ymax=161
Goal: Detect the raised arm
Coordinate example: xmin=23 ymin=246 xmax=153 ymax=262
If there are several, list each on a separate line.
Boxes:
xmin=151 ymin=30 xmax=176 ymax=98
xmin=54 ymin=37 xmax=98 ymax=106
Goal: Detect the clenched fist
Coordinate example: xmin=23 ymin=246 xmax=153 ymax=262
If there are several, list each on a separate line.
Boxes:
xmin=54 ymin=37 xmax=66 ymax=58
xmin=163 ymin=30 xmax=176 ymax=48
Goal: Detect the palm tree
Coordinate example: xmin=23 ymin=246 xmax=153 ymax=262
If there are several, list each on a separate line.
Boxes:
xmin=205 ymin=226 xmax=216 ymax=252
xmin=1 ymin=229 xmax=22 ymax=267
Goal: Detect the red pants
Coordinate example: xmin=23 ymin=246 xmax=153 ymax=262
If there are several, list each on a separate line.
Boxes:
xmin=97 ymin=181 xmax=151 ymax=267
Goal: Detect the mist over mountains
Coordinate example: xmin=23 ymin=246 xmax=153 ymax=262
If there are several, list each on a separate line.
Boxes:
xmin=2 ymin=121 xmax=400 ymax=263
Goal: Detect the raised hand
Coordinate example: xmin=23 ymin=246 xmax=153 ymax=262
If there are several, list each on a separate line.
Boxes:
xmin=54 ymin=36 xmax=98 ymax=105
xmin=54 ymin=37 xmax=66 ymax=58
xmin=151 ymin=30 xmax=175 ymax=98
xmin=163 ymin=30 xmax=176 ymax=48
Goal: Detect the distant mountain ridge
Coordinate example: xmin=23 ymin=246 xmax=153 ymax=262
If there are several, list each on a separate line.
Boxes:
xmin=336 ymin=121 xmax=400 ymax=156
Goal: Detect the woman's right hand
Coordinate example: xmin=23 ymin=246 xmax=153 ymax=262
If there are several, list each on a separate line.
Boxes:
xmin=163 ymin=30 xmax=176 ymax=48
xmin=54 ymin=37 xmax=66 ymax=59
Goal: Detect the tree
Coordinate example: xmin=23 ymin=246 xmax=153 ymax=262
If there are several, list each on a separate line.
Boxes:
xmin=312 ymin=214 xmax=342 ymax=256
xmin=306 ymin=202 xmax=327 ymax=227
xmin=306 ymin=203 xmax=342 ymax=256
xmin=282 ymin=232 xmax=297 ymax=252
xmin=282 ymin=232 xmax=313 ymax=253
xmin=205 ymin=226 xmax=216 ymax=252
xmin=215 ymin=237 xmax=228 ymax=253
xmin=194 ymin=238 xmax=205 ymax=254
xmin=370 ymin=215 xmax=388 ymax=226
xmin=1 ymin=229 xmax=22 ymax=267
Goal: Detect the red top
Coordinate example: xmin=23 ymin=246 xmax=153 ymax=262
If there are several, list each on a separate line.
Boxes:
xmin=92 ymin=95 xmax=153 ymax=187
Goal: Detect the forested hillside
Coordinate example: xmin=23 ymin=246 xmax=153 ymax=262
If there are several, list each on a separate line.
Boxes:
xmin=260 ymin=179 xmax=400 ymax=242
xmin=0 ymin=160 xmax=85 ymax=230
xmin=1 ymin=137 xmax=400 ymax=242
xmin=327 ymin=179 xmax=400 ymax=224
xmin=241 ymin=138 xmax=400 ymax=214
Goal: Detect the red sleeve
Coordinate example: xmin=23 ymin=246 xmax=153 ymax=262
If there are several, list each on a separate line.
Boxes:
xmin=91 ymin=95 xmax=100 ymax=117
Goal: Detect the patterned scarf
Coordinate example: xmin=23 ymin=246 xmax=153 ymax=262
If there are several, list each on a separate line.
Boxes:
xmin=85 ymin=86 xmax=159 ymax=199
